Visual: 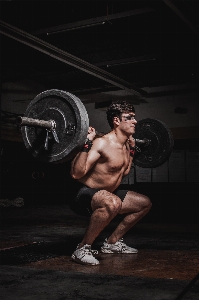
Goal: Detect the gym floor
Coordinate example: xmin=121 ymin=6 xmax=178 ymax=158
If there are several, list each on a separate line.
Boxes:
xmin=0 ymin=203 xmax=199 ymax=300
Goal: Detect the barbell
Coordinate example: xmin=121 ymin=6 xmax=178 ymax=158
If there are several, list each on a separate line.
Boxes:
xmin=16 ymin=89 xmax=174 ymax=168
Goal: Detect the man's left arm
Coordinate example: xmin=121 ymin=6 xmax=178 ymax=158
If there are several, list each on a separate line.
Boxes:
xmin=123 ymin=136 xmax=136 ymax=176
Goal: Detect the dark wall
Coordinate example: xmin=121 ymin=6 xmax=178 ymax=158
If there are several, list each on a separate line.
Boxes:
xmin=0 ymin=140 xmax=73 ymax=206
xmin=127 ymin=182 xmax=199 ymax=224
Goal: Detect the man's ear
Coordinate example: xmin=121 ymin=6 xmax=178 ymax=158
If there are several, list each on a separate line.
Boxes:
xmin=113 ymin=116 xmax=120 ymax=126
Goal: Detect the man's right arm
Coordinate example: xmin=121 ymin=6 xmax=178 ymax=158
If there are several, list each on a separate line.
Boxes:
xmin=70 ymin=128 xmax=102 ymax=179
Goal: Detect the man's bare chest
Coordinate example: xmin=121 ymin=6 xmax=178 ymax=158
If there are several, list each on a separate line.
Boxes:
xmin=100 ymin=145 xmax=130 ymax=173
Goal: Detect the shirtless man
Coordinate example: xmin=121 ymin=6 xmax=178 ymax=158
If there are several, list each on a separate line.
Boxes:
xmin=70 ymin=101 xmax=152 ymax=265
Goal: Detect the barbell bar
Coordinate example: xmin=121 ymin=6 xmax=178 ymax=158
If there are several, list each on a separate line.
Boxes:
xmin=16 ymin=116 xmax=151 ymax=148
xmin=17 ymin=89 xmax=174 ymax=168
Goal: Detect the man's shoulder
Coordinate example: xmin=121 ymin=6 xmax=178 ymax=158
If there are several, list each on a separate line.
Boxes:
xmin=92 ymin=134 xmax=110 ymax=151
xmin=94 ymin=135 xmax=108 ymax=145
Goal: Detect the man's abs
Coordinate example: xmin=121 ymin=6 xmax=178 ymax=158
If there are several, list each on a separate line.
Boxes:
xmin=78 ymin=171 xmax=124 ymax=192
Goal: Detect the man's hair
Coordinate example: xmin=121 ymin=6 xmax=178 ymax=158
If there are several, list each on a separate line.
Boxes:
xmin=106 ymin=101 xmax=135 ymax=129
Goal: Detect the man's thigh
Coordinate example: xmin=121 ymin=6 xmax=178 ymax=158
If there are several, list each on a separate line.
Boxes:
xmin=69 ymin=182 xmax=100 ymax=216
xmin=119 ymin=190 xmax=150 ymax=214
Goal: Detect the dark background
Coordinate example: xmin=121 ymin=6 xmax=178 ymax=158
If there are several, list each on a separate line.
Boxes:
xmin=1 ymin=1 xmax=199 ymax=225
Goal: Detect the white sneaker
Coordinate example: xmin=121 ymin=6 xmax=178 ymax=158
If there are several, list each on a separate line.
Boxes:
xmin=71 ymin=244 xmax=99 ymax=265
xmin=101 ymin=238 xmax=138 ymax=254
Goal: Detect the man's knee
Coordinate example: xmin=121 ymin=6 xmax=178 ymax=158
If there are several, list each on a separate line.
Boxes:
xmin=142 ymin=195 xmax=152 ymax=211
xmin=92 ymin=190 xmax=122 ymax=214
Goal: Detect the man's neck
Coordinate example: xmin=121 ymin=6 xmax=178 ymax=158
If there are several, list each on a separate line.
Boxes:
xmin=111 ymin=129 xmax=129 ymax=146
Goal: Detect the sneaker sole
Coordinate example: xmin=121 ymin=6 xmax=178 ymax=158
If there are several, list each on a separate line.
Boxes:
xmin=71 ymin=254 xmax=100 ymax=265
xmin=101 ymin=248 xmax=138 ymax=254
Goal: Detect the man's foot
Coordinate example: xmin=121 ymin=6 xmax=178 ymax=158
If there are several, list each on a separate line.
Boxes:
xmin=71 ymin=244 xmax=100 ymax=265
xmin=101 ymin=238 xmax=138 ymax=254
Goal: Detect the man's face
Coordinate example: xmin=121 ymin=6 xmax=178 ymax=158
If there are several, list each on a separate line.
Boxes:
xmin=116 ymin=112 xmax=137 ymax=135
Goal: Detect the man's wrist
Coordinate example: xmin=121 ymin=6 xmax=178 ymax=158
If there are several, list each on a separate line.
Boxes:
xmin=81 ymin=138 xmax=93 ymax=152
xmin=129 ymin=145 xmax=136 ymax=157
xmin=85 ymin=138 xmax=93 ymax=143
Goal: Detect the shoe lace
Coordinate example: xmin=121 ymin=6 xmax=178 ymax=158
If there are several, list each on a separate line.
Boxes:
xmin=117 ymin=238 xmax=124 ymax=244
xmin=81 ymin=245 xmax=98 ymax=255
xmin=117 ymin=239 xmax=127 ymax=248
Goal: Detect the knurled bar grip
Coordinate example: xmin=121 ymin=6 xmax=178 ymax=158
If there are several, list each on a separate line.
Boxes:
xmin=16 ymin=116 xmax=56 ymax=130
xmin=135 ymin=138 xmax=150 ymax=144
xmin=96 ymin=133 xmax=150 ymax=145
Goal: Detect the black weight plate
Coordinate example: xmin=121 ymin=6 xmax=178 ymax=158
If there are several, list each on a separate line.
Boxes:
xmin=21 ymin=89 xmax=89 ymax=162
xmin=133 ymin=118 xmax=174 ymax=168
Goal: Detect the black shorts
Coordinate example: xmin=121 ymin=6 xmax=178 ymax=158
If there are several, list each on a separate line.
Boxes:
xmin=68 ymin=181 xmax=128 ymax=217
